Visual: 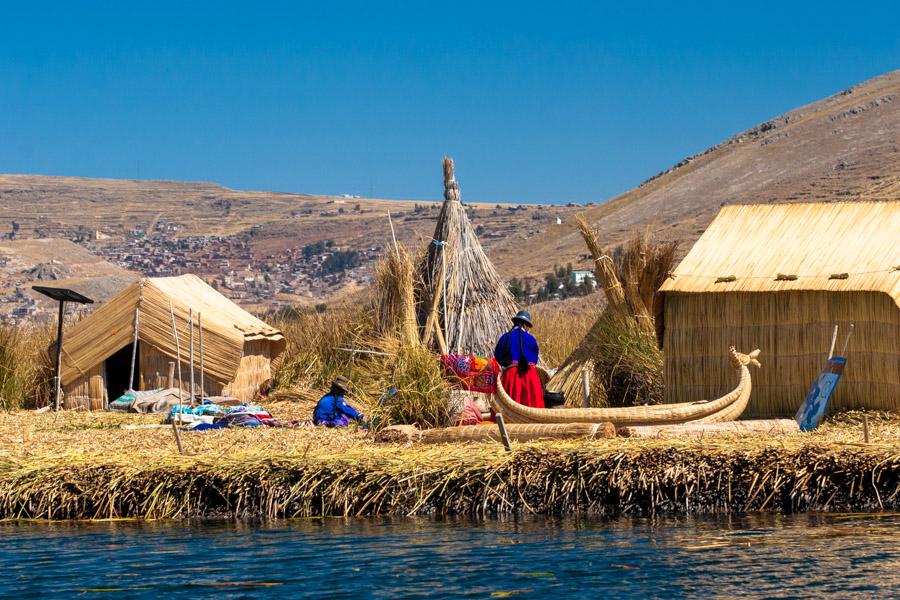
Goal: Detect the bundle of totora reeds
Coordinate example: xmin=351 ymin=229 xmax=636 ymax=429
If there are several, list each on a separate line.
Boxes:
xmin=547 ymin=216 xmax=676 ymax=407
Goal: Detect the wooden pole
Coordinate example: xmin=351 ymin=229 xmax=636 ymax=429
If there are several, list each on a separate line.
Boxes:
xmin=440 ymin=242 xmax=448 ymax=346
xmin=455 ymin=284 xmax=468 ymax=354
xmin=128 ymin=306 xmax=140 ymax=392
xmin=863 ymin=413 xmax=870 ymax=444
xmin=54 ymin=300 xmax=65 ymax=411
xmin=168 ymin=302 xmax=185 ymax=455
xmin=387 ymin=212 xmax=398 ymax=252
xmin=495 ymin=413 xmax=512 ymax=452
xmin=188 ymin=308 xmax=195 ymax=402
xmin=582 ymin=368 xmax=591 ymax=408
xmin=827 ymin=324 xmax=839 ymax=359
xmin=198 ymin=312 xmax=204 ymax=401
xmin=167 ymin=362 xmax=175 ymax=389
xmin=422 ymin=260 xmax=445 ymax=348
xmin=840 ymin=323 xmax=855 ymax=357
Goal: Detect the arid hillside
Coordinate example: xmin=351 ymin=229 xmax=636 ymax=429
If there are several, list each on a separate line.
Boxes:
xmin=518 ymin=70 xmax=900 ymax=277
xmin=1 ymin=70 xmax=898 ymax=316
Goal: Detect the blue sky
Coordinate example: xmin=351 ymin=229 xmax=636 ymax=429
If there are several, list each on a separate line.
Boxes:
xmin=1 ymin=1 xmax=898 ymax=203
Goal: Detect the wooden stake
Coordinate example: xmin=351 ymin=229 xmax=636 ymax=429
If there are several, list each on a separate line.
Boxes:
xmin=582 ymin=368 xmax=591 ymax=408
xmin=495 ymin=413 xmax=512 ymax=452
xmin=863 ymin=413 xmax=870 ymax=444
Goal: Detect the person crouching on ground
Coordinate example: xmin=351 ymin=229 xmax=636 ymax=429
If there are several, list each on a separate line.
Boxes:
xmin=313 ymin=376 xmax=364 ymax=427
xmin=493 ymin=310 xmax=544 ymax=408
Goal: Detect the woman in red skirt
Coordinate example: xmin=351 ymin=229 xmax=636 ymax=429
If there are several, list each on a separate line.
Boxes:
xmin=493 ymin=310 xmax=544 ymax=408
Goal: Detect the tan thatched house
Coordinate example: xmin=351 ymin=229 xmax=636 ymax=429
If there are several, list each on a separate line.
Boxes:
xmin=60 ymin=275 xmax=285 ymax=405
xmin=658 ymin=201 xmax=899 ymax=416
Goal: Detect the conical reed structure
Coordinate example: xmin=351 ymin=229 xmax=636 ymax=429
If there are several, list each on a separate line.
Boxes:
xmin=418 ymin=157 xmax=519 ymax=357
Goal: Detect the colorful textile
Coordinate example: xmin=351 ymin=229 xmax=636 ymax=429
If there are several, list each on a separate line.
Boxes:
xmin=441 ymin=354 xmax=500 ymax=394
xmin=313 ymin=393 xmax=362 ymax=424
xmin=167 ymin=402 xmax=272 ymax=424
xmin=501 ymin=364 xmax=545 ymax=408
xmin=494 ymin=326 xmax=539 ymax=367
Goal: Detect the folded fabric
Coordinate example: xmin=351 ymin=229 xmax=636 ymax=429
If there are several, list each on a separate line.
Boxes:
xmin=110 ymin=388 xmax=185 ymax=414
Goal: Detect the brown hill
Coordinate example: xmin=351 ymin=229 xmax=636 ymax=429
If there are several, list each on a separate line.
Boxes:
xmin=510 ymin=70 xmax=900 ymax=277
xmin=0 ymin=70 xmax=897 ymax=311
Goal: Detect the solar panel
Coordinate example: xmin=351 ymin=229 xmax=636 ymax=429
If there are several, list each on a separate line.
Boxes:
xmin=32 ymin=286 xmax=95 ymax=304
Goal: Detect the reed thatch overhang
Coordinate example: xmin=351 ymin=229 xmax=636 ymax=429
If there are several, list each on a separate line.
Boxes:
xmin=657 ymin=201 xmax=900 ymax=415
xmin=59 ymin=274 xmax=285 ymax=387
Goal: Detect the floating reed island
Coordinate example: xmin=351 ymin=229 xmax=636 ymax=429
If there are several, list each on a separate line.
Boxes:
xmin=2 ymin=407 xmax=900 ymax=520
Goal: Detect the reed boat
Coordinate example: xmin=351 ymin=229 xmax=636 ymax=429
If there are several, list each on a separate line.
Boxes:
xmin=492 ymin=347 xmax=761 ymax=426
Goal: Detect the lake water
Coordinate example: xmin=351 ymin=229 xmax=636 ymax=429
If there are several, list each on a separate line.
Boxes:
xmin=2 ymin=513 xmax=898 ymax=598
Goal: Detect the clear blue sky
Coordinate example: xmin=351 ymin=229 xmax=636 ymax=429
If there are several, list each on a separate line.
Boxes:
xmin=1 ymin=1 xmax=898 ymax=204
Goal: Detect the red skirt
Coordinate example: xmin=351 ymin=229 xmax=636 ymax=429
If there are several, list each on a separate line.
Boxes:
xmin=501 ymin=364 xmax=544 ymax=408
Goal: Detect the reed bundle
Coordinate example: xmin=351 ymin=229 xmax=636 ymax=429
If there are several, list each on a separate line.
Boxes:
xmin=373 ymin=242 xmax=419 ymax=346
xmin=0 ymin=323 xmax=54 ymax=410
xmin=417 ymin=158 xmax=520 ymax=356
xmin=547 ymin=218 xmax=675 ymax=407
xmin=353 ymin=338 xmax=452 ymax=430
xmin=3 ymin=407 xmax=900 ymax=519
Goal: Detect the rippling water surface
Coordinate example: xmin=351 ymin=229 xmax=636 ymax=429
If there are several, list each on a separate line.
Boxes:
xmin=2 ymin=513 xmax=899 ymax=598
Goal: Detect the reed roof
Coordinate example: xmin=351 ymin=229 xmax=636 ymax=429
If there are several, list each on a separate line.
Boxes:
xmin=659 ymin=201 xmax=900 ymax=307
xmin=60 ymin=275 xmax=284 ymax=386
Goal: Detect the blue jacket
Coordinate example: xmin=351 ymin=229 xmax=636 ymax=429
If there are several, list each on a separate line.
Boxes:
xmin=494 ymin=326 xmax=540 ymax=367
xmin=313 ymin=393 xmax=362 ymax=422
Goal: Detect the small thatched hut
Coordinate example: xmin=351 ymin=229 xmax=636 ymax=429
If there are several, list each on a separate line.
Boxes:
xmin=59 ymin=275 xmax=285 ymax=406
xmin=417 ymin=157 xmax=520 ymax=356
xmin=658 ymin=201 xmax=900 ymax=416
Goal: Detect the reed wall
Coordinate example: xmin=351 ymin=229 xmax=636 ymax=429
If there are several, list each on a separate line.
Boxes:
xmin=223 ymin=339 xmax=274 ymax=402
xmin=663 ymin=290 xmax=900 ymax=416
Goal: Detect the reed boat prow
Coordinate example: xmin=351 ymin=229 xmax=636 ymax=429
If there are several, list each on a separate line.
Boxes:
xmin=492 ymin=347 xmax=762 ymax=426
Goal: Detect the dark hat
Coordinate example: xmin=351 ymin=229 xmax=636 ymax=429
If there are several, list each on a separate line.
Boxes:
xmin=511 ymin=310 xmax=533 ymax=327
xmin=331 ymin=376 xmax=351 ymax=393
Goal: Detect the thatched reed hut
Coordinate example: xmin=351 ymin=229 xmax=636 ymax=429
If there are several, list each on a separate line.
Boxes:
xmin=417 ymin=157 xmax=520 ymax=356
xmin=658 ymin=201 xmax=900 ymax=416
xmin=59 ymin=275 xmax=285 ymax=406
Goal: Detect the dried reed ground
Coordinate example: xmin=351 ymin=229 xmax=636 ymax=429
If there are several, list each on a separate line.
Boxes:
xmin=3 ymin=406 xmax=900 ymax=520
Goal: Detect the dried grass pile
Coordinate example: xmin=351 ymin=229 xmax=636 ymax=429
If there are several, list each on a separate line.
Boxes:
xmin=548 ymin=216 xmax=676 ymax=407
xmin=0 ymin=323 xmax=54 ymax=411
xmin=417 ymin=157 xmax=520 ymax=356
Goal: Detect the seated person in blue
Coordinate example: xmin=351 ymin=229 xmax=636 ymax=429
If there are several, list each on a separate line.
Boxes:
xmin=313 ymin=376 xmax=363 ymax=427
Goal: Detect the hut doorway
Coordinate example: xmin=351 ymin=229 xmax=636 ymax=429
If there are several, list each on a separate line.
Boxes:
xmin=105 ymin=342 xmax=140 ymax=401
